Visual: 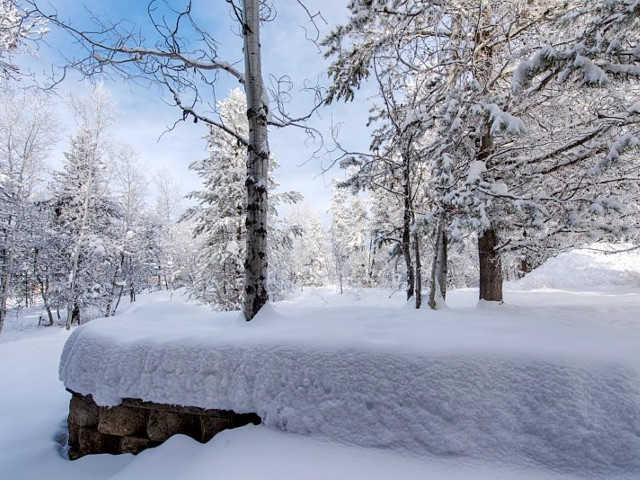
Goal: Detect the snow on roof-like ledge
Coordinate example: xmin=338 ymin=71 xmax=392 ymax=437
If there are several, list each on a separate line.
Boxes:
xmin=59 ymin=297 xmax=640 ymax=477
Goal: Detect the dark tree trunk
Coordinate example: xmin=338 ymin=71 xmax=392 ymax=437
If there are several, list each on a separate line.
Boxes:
xmin=36 ymin=273 xmax=54 ymax=326
xmin=519 ymin=257 xmax=532 ymax=278
xmin=368 ymin=239 xmax=377 ymax=286
xmin=71 ymin=303 xmax=81 ymax=325
xmin=0 ymin=246 xmax=11 ymax=337
xmin=438 ymin=225 xmax=447 ymax=301
xmin=478 ymin=228 xmax=503 ymax=302
xmin=43 ymin=305 xmax=54 ymax=326
xmin=24 ymin=271 xmax=30 ymax=307
xmin=112 ymin=285 xmax=124 ymax=316
xmin=401 ymin=156 xmax=414 ymax=302
xmin=413 ymin=230 xmax=422 ymax=309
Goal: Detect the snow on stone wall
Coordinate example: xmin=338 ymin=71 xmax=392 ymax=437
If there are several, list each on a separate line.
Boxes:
xmin=59 ymin=296 xmax=640 ymax=477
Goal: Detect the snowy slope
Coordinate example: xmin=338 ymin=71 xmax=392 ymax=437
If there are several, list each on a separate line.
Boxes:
xmin=58 ymin=250 xmax=640 ymax=478
xmin=516 ymin=243 xmax=640 ymax=290
xmin=2 ymin=245 xmax=640 ymax=479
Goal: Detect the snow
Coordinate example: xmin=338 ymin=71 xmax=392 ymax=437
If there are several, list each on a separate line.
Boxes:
xmin=2 ymin=246 xmax=640 ymax=479
xmin=516 ymin=243 xmax=640 ymax=290
xmin=574 ymin=55 xmax=609 ymax=86
xmin=487 ymin=104 xmax=526 ymax=135
xmin=512 ymin=46 xmax=557 ymax=92
xmin=607 ymin=133 xmax=640 ymax=163
xmin=465 ymin=160 xmax=486 ymax=184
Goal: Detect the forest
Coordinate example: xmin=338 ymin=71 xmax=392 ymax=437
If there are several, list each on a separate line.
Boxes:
xmin=0 ymin=0 xmax=638 ymax=335
xmin=1 ymin=1 xmax=640 ymax=479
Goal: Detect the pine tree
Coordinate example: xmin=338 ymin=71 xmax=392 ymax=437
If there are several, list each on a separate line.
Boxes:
xmin=186 ymin=89 xmax=300 ymax=310
xmin=287 ymin=204 xmax=330 ymax=288
xmin=50 ymin=86 xmax=120 ymax=327
xmin=328 ymin=185 xmax=371 ymax=292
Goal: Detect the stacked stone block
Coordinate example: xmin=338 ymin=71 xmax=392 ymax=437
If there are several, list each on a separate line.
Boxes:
xmin=67 ymin=391 xmax=261 ymax=459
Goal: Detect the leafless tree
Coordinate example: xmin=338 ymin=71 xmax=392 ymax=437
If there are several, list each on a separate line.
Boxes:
xmin=25 ymin=0 xmax=323 ymax=320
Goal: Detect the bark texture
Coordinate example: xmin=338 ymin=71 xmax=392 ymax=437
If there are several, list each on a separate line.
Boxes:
xmin=242 ymin=0 xmax=270 ymax=321
xmin=478 ymin=228 xmax=503 ymax=302
xmin=401 ymin=154 xmax=415 ymax=302
xmin=413 ymin=230 xmax=422 ymax=309
xmin=428 ymin=220 xmax=448 ymax=310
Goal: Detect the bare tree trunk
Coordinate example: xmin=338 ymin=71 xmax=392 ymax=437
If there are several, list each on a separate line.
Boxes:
xmin=413 ymin=230 xmax=422 ymax=309
xmin=402 ymin=158 xmax=414 ymax=302
xmin=38 ymin=276 xmax=54 ymax=326
xmin=428 ymin=220 xmax=448 ymax=309
xmin=0 ymin=246 xmax=12 ymax=337
xmin=71 ymin=303 xmax=81 ymax=326
xmin=66 ymin=240 xmax=83 ymax=330
xmin=105 ymin=253 xmax=124 ymax=317
xmin=438 ymin=224 xmax=447 ymax=300
xmin=478 ymin=228 xmax=503 ymax=302
xmin=112 ymin=285 xmax=124 ymax=316
xmin=0 ymin=212 xmax=16 ymax=337
xmin=519 ymin=257 xmax=532 ymax=278
xmin=368 ymin=239 xmax=377 ymax=286
xmin=242 ymin=0 xmax=270 ymax=321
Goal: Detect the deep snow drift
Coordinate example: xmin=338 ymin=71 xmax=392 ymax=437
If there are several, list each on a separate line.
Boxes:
xmin=1 ymin=244 xmax=640 ymax=480
xmin=58 ymin=246 xmax=640 ymax=478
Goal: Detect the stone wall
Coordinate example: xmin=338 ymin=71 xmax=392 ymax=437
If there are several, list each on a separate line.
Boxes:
xmin=67 ymin=391 xmax=261 ymax=459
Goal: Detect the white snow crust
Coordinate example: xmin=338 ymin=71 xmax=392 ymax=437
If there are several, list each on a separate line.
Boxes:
xmin=58 ymin=247 xmax=640 ymax=478
xmin=3 ymin=244 xmax=640 ymax=479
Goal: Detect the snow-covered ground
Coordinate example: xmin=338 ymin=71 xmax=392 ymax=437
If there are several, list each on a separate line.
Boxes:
xmin=1 ymin=245 xmax=640 ymax=479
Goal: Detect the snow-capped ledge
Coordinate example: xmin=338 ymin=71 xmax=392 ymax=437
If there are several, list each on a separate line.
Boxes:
xmin=59 ymin=297 xmax=640 ymax=476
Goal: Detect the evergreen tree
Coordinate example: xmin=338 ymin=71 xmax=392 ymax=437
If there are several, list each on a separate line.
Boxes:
xmin=286 ymin=204 xmax=330 ymax=288
xmin=324 ymin=0 xmax=640 ymax=303
xmin=186 ymin=89 xmax=300 ymax=310
xmin=50 ymin=86 xmax=120 ymax=327
xmin=328 ymin=185 xmax=371 ymax=292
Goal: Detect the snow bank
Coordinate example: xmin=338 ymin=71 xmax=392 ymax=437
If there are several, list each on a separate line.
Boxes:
xmin=516 ymin=244 xmax=640 ymax=290
xmin=60 ymin=292 xmax=640 ymax=477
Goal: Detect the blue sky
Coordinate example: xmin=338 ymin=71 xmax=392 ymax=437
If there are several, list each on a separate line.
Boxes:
xmin=28 ymin=0 xmax=374 ymax=217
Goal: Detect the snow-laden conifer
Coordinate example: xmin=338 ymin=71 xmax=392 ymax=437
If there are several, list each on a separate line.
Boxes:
xmin=186 ymin=89 xmax=300 ymax=310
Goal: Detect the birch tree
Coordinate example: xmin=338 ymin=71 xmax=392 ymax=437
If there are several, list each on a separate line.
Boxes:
xmin=26 ymin=0 xmax=318 ymax=320
xmin=186 ymin=88 xmax=300 ymax=310
xmin=107 ymin=145 xmax=149 ymax=314
xmin=0 ymin=0 xmax=47 ymax=79
xmin=0 ymin=83 xmax=55 ymax=335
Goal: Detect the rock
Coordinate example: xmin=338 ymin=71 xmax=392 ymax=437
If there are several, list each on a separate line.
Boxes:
xmin=200 ymin=412 xmax=260 ymax=442
xmin=69 ymin=393 xmax=99 ymax=427
xmin=147 ymin=410 xmax=199 ymax=442
xmin=120 ymin=436 xmax=160 ymax=455
xmin=66 ymin=391 xmax=261 ymax=457
xmin=70 ymin=427 xmax=120 ymax=459
xmin=98 ymin=406 xmax=147 ymax=436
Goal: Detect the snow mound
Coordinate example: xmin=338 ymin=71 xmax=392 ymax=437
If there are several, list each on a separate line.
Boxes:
xmin=517 ymin=244 xmax=640 ymax=290
xmin=60 ymin=295 xmax=640 ymax=478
